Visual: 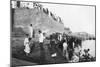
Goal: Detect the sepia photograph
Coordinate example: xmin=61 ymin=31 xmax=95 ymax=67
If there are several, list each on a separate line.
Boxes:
xmin=10 ymin=0 xmax=96 ymax=67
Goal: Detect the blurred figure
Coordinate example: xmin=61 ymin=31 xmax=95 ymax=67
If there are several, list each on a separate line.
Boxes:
xmin=24 ymin=34 xmax=31 ymax=56
xmin=58 ymin=34 xmax=62 ymax=41
xmin=82 ymin=49 xmax=92 ymax=61
xmin=74 ymin=43 xmax=81 ymax=58
xmin=29 ymin=24 xmax=33 ymax=38
xmin=71 ymin=52 xmax=79 ymax=62
xmin=50 ymin=38 xmax=57 ymax=57
xmin=38 ymin=30 xmax=46 ymax=62
xmin=67 ymin=37 xmax=74 ymax=60
xmin=39 ymin=30 xmax=45 ymax=44
xmin=63 ymin=40 xmax=69 ymax=60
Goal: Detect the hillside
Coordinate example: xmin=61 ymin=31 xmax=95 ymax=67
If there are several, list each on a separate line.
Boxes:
xmin=13 ymin=7 xmax=64 ymax=36
xmin=12 ymin=2 xmax=95 ymax=40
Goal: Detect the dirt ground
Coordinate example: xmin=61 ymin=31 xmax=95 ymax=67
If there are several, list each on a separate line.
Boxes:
xmin=11 ymin=37 xmax=68 ymax=67
xmin=11 ymin=37 xmax=96 ymax=67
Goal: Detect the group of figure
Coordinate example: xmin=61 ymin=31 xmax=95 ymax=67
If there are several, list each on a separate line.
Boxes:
xmin=24 ymin=24 xmax=46 ymax=56
xmin=23 ymin=24 xmax=93 ymax=62
xmin=49 ymin=33 xmax=94 ymax=62
xmin=49 ymin=33 xmax=82 ymax=62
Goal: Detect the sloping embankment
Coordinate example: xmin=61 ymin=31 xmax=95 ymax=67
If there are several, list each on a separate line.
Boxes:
xmin=13 ymin=7 xmax=64 ymax=36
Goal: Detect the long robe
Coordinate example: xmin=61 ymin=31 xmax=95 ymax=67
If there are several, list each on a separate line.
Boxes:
xmin=24 ymin=38 xmax=30 ymax=53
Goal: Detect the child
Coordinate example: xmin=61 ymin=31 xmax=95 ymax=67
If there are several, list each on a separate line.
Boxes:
xmin=24 ymin=34 xmax=31 ymax=56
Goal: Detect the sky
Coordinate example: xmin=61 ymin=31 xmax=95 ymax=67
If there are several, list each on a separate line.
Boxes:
xmin=40 ymin=3 xmax=95 ymax=35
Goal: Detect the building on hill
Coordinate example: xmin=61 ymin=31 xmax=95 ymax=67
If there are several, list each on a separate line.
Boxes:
xmin=20 ymin=1 xmax=34 ymax=8
xmin=11 ymin=0 xmax=43 ymax=9
xmin=11 ymin=1 xmax=17 ymax=8
xmin=11 ymin=1 xmax=63 ymax=24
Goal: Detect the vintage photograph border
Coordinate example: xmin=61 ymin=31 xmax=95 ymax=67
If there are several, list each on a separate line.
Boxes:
xmin=10 ymin=0 xmax=96 ymax=66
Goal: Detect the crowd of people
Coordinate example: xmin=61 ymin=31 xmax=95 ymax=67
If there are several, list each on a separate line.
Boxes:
xmin=23 ymin=24 xmax=95 ymax=63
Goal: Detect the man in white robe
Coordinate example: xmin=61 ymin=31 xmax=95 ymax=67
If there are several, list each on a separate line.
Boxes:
xmin=38 ymin=30 xmax=46 ymax=62
xmin=63 ymin=40 xmax=69 ymax=60
xmin=29 ymin=24 xmax=33 ymax=38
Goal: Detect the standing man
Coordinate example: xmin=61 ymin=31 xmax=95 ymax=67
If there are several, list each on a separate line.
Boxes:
xmin=39 ymin=30 xmax=45 ymax=44
xmin=29 ymin=24 xmax=33 ymax=38
xmin=29 ymin=24 xmax=35 ymax=53
xmin=38 ymin=30 xmax=46 ymax=63
xmin=63 ymin=40 xmax=69 ymax=60
xmin=58 ymin=34 xmax=62 ymax=41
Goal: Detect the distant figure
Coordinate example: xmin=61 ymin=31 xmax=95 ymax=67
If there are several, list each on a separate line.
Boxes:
xmin=29 ymin=24 xmax=33 ymax=38
xmin=82 ymin=49 xmax=92 ymax=61
xmin=58 ymin=34 xmax=62 ymax=41
xmin=67 ymin=37 xmax=74 ymax=60
xmin=74 ymin=46 xmax=80 ymax=57
xmin=39 ymin=30 xmax=45 ymax=43
xmin=71 ymin=52 xmax=79 ymax=62
xmin=24 ymin=34 xmax=31 ymax=56
xmin=38 ymin=30 xmax=46 ymax=61
xmin=63 ymin=40 xmax=69 ymax=60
